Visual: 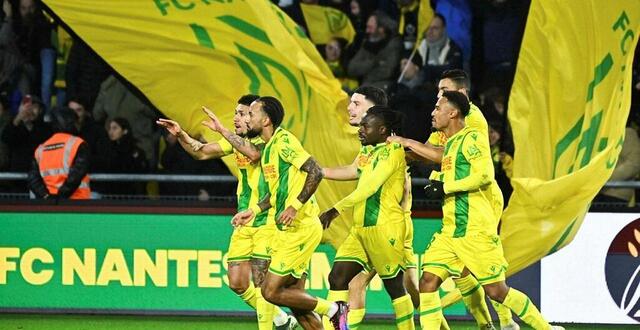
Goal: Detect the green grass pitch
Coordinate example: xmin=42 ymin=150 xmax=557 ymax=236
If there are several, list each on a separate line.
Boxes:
xmin=0 ymin=314 xmax=636 ymax=329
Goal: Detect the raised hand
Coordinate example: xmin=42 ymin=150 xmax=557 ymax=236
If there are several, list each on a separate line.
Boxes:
xmin=156 ymin=118 xmax=182 ymax=136
xmin=201 ymin=106 xmax=226 ymax=133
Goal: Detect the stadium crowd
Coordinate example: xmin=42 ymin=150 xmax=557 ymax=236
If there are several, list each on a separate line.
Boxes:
xmin=0 ymin=0 xmax=638 ymax=206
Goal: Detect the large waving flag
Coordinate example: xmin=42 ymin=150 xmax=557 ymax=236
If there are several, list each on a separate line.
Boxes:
xmin=300 ymin=3 xmax=355 ymax=45
xmin=442 ymin=0 xmax=640 ymax=308
xmin=42 ymin=0 xmax=359 ymax=247
xmin=502 ymin=0 xmax=640 ymax=275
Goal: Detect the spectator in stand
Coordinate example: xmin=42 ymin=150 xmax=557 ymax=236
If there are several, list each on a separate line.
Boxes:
xmin=0 ymin=96 xmax=10 ymax=170
xmin=93 ymin=117 xmax=148 ymax=196
xmin=158 ymin=131 xmax=227 ymax=197
xmin=28 ymin=107 xmax=91 ymax=200
xmin=347 ymin=10 xmax=401 ymax=91
xmin=396 ymin=0 xmax=420 ymax=51
xmin=67 ymin=97 xmax=106 ymax=157
xmin=595 ymin=124 xmax=640 ymax=207
xmin=397 ymin=52 xmax=424 ymax=90
xmin=345 ymin=0 xmax=375 ymax=61
xmin=417 ymin=13 xmax=463 ymax=85
xmin=324 ymin=37 xmax=358 ymax=92
xmin=1 ymin=94 xmax=51 ymax=174
xmin=65 ymin=38 xmax=111 ymax=110
xmin=1 ymin=0 xmax=54 ymax=112
xmin=93 ymin=75 xmax=158 ymax=164
xmin=487 ymin=118 xmax=514 ymax=203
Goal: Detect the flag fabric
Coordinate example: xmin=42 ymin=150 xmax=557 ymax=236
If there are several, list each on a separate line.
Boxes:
xmin=416 ymin=0 xmax=435 ymax=45
xmin=441 ymin=0 xmax=640 ymax=308
xmin=502 ymin=0 xmax=640 ymax=275
xmin=42 ymin=0 xmax=359 ymax=247
xmin=300 ymin=3 xmax=355 ymax=45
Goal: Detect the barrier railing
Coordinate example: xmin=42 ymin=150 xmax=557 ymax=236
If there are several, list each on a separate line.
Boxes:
xmin=0 ymin=172 xmax=638 ymax=188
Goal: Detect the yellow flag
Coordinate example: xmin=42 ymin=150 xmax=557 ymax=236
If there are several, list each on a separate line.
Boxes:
xmin=300 ymin=3 xmax=355 ymax=45
xmin=502 ymin=0 xmax=640 ymax=275
xmin=441 ymin=0 xmax=639 ymax=309
xmin=416 ymin=0 xmax=434 ymax=44
xmin=42 ymin=0 xmax=359 ymax=247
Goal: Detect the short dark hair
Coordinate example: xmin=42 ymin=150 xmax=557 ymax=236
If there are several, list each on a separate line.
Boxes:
xmin=353 ymin=86 xmax=388 ymax=106
xmin=370 ymin=10 xmax=398 ymax=37
xmin=434 ymin=13 xmax=447 ymax=27
xmin=440 ymin=69 xmax=470 ymax=90
xmin=256 ymin=96 xmax=284 ymax=128
xmin=52 ymin=107 xmax=79 ymax=135
xmin=366 ymin=105 xmax=405 ymax=136
xmin=237 ymin=94 xmax=260 ymax=106
xmin=441 ymin=91 xmax=470 ymax=117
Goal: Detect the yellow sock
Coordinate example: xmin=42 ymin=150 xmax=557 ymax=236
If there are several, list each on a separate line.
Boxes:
xmin=454 ymin=275 xmax=492 ymax=327
xmin=314 ymin=297 xmax=334 ymax=316
xmin=256 ymin=288 xmax=275 ymax=330
xmin=439 ymin=315 xmax=451 ymax=330
xmin=419 ymin=292 xmax=442 ymax=330
xmin=491 ymin=299 xmax=515 ymax=327
xmin=237 ymin=282 xmax=257 ymax=309
xmin=323 ymin=290 xmax=349 ymax=329
xmin=393 ymin=294 xmax=415 ymax=330
xmin=348 ymin=308 xmax=366 ymax=330
xmin=502 ymin=288 xmax=550 ymax=330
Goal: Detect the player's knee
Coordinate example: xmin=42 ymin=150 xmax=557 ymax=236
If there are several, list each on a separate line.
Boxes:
xmin=419 ymin=273 xmax=441 ymax=292
xmin=483 ymin=282 xmax=508 ymax=302
xmin=228 ymin=277 xmax=249 ymax=294
xmin=261 ymin=284 xmax=281 ymax=305
xmin=383 ymin=275 xmax=407 ymax=300
xmin=328 ymin=268 xmax=349 ymax=290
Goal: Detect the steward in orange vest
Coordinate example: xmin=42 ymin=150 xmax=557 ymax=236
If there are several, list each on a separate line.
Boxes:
xmin=28 ymin=108 xmax=91 ymax=199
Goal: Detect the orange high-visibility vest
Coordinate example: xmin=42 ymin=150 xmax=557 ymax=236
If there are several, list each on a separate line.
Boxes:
xmin=34 ymin=133 xmax=91 ymax=199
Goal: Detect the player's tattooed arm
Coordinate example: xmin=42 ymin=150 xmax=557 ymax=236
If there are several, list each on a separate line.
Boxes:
xmin=297 ymin=157 xmax=324 ymax=204
xmin=222 ymin=132 xmax=262 ymax=163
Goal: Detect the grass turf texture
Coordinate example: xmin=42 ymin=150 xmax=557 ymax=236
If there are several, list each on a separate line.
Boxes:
xmin=0 ymin=314 xmax=634 ymax=330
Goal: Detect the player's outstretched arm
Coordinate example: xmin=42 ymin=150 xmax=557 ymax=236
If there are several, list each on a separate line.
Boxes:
xmin=322 ymin=156 xmax=358 ymax=181
xmin=387 ymin=136 xmax=444 ymax=164
xmin=157 ymin=118 xmax=226 ymax=160
xmin=202 ymin=106 xmax=261 ymax=162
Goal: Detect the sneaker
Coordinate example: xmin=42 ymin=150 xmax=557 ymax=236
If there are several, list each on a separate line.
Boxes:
xmin=329 ymin=302 xmax=349 ymax=330
xmin=275 ymin=315 xmax=298 ymax=330
xmin=550 ymin=326 xmax=565 ymax=330
xmin=501 ymin=321 xmax=520 ymax=330
xmin=482 ymin=323 xmax=497 ymax=330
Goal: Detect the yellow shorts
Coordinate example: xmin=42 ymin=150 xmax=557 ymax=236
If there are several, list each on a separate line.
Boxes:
xmin=404 ymin=214 xmax=417 ymax=268
xmin=334 ymin=230 xmax=372 ymax=272
xmin=227 ymin=224 xmax=277 ymax=262
xmin=269 ymin=220 xmax=322 ymax=279
xmin=336 ymin=222 xmax=406 ymax=279
xmin=421 ymin=231 xmax=508 ymax=285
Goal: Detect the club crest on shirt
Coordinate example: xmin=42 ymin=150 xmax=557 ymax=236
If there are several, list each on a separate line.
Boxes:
xmin=442 ymin=156 xmax=452 ymax=171
xmin=357 ymin=153 xmax=371 ymax=168
xmin=263 ymin=164 xmax=277 ymax=180
xmin=235 ymin=152 xmax=251 ymax=168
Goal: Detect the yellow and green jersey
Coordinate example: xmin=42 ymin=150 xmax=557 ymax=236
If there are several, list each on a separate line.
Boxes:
xmin=436 ymin=126 xmax=501 ymax=237
xmin=218 ymin=137 xmax=274 ymax=227
xmin=260 ymin=127 xmax=320 ymax=230
xmin=427 ymin=102 xmax=488 ymax=147
xmin=335 ymin=142 xmax=407 ymax=227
